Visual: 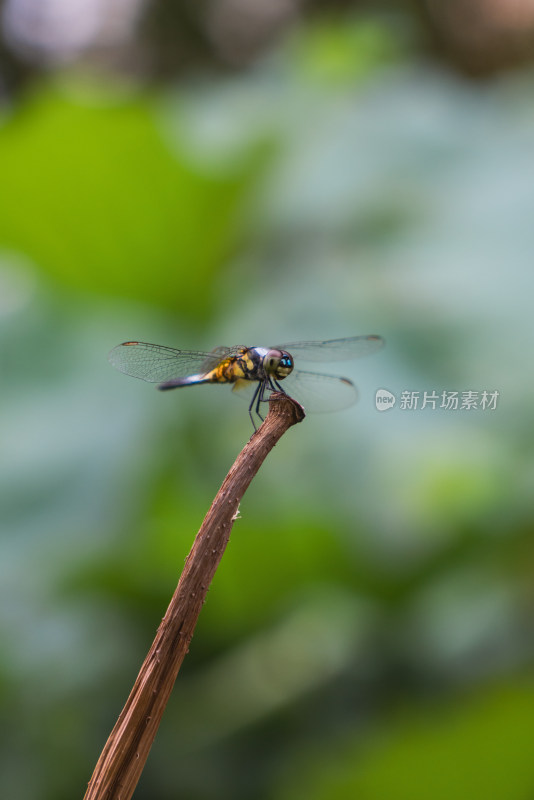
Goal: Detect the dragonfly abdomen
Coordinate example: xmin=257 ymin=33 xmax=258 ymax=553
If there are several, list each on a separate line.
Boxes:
xmin=158 ymin=374 xmax=212 ymax=391
xmin=158 ymin=352 xmax=260 ymax=391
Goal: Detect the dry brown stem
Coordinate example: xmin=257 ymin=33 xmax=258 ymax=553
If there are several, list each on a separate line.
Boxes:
xmin=84 ymin=392 xmax=304 ymax=800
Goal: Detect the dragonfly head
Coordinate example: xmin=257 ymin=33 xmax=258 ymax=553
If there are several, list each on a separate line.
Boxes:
xmin=263 ymin=349 xmax=294 ymax=380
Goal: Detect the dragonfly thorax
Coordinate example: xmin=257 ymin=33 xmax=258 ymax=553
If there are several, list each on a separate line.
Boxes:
xmin=256 ymin=348 xmax=294 ymax=381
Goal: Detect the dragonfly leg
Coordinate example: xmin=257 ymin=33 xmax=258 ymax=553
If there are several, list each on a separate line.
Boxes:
xmin=249 ymin=383 xmax=261 ymax=430
xmin=249 ymin=379 xmax=286 ymax=428
xmin=255 ymin=381 xmax=268 ymax=421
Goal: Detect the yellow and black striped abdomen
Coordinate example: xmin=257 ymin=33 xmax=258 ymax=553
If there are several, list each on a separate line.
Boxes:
xmin=206 ymin=348 xmax=263 ymax=384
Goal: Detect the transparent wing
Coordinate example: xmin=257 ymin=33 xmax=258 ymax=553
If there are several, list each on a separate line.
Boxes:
xmin=231 ymin=370 xmax=358 ymax=413
xmin=275 ymin=335 xmax=384 ymax=362
xmin=278 ymin=369 xmax=358 ymax=413
xmin=108 ymin=341 xmax=237 ymax=383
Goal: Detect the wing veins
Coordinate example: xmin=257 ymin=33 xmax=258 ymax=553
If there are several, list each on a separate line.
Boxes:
xmin=109 ymin=342 xmax=239 ymax=383
xmin=275 ymin=335 xmax=384 ymax=362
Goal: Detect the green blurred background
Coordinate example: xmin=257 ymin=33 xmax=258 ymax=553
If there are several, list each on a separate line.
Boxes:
xmin=1 ymin=2 xmax=533 ymax=798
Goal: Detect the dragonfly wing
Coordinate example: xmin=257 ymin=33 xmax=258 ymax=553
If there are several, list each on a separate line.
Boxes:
xmin=275 ymin=335 xmax=384 ymax=362
xmin=109 ymin=341 xmax=235 ymax=383
xmin=280 ymin=369 xmax=358 ymax=413
xmin=200 ymin=345 xmax=236 ymax=372
xmin=231 ymin=371 xmax=358 ymax=413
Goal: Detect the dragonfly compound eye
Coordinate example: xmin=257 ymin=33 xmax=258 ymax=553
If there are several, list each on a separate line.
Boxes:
xmin=274 ymin=353 xmax=293 ymax=379
xmin=262 ymin=349 xmax=293 ymax=379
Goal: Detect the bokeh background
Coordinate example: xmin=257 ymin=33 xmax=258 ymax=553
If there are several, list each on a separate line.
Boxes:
xmin=1 ymin=2 xmax=534 ymax=798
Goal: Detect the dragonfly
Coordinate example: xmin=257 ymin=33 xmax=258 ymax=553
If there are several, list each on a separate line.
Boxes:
xmin=109 ymin=335 xmax=384 ymax=427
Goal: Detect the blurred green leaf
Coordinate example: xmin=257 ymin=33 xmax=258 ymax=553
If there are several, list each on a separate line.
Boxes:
xmin=0 ymin=84 xmax=264 ymax=318
xmin=279 ymin=683 xmax=534 ymax=800
xmin=291 ymin=18 xmax=403 ymax=86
